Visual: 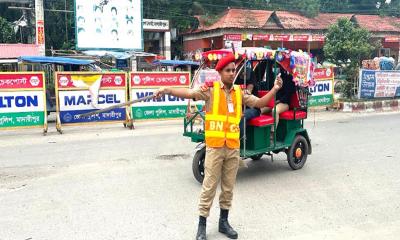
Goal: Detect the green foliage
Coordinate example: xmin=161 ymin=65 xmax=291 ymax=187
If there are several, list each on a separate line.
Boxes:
xmin=324 ymin=18 xmax=376 ymax=98
xmin=0 ymin=16 xmax=16 ymax=43
xmin=294 ymin=0 xmax=320 ymax=18
xmin=43 ymin=0 xmax=75 ymax=51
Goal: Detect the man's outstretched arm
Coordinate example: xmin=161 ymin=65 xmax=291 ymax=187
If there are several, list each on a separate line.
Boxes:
xmin=154 ymin=87 xmax=195 ymax=99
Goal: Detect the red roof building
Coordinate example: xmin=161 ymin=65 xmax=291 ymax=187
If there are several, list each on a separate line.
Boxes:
xmin=183 ymin=9 xmax=400 ymax=60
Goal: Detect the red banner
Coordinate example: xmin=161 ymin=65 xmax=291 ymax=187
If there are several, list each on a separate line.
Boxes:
xmin=312 ymin=35 xmax=325 ymax=42
xmin=272 ymin=34 xmax=291 ymax=42
xmin=223 ymin=34 xmax=242 ymax=41
xmin=314 ymin=67 xmax=334 ymax=80
xmin=0 ymin=73 xmax=44 ymax=89
xmin=385 ymin=36 xmax=400 ymax=43
xmin=130 ymin=72 xmax=190 ymax=87
xmin=293 ymin=35 xmax=310 ymax=42
xmin=253 ymin=34 xmax=271 ymax=41
xmin=56 ymin=73 xmax=126 ymax=89
xmin=36 ymin=20 xmax=45 ymax=45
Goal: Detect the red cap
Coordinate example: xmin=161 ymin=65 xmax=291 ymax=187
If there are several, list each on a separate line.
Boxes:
xmin=215 ymin=53 xmax=236 ymax=71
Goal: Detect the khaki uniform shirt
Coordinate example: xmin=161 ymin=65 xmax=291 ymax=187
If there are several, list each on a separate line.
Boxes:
xmin=190 ymin=83 xmax=259 ymax=111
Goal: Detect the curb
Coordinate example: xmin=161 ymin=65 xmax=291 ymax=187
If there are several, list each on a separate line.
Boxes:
xmin=338 ymin=99 xmax=400 ymax=112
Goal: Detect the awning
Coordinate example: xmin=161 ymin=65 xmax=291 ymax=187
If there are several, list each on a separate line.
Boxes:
xmin=19 ymin=56 xmax=94 ymax=65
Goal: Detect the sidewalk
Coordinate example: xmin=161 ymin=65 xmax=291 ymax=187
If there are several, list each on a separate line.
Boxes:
xmin=336 ymin=99 xmax=400 ymax=113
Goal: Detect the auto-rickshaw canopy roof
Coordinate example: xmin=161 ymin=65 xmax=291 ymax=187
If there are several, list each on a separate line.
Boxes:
xmin=199 ymin=47 xmax=315 ymax=87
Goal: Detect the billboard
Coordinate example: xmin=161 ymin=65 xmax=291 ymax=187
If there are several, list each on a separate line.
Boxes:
xmin=308 ymin=67 xmax=334 ymax=107
xmin=75 ymin=0 xmax=143 ymax=50
xmin=359 ymin=69 xmax=400 ymax=99
xmin=129 ymin=72 xmax=190 ymax=120
xmin=0 ymin=72 xmax=47 ymax=132
xmin=55 ymin=72 xmax=129 ymax=132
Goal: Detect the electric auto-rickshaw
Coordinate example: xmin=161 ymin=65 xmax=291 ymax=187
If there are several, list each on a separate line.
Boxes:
xmin=184 ymin=47 xmax=314 ymax=183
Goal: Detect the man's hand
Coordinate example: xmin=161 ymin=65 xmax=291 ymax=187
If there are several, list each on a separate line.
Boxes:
xmin=154 ymin=87 xmax=170 ymax=98
xmin=200 ymin=84 xmax=209 ymax=92
xmin=273 ymin=74 xmax=283 ymax=91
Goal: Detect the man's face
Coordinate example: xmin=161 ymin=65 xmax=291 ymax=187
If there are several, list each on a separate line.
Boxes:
xmin=219 ymin=62 xmax=236 ymax=85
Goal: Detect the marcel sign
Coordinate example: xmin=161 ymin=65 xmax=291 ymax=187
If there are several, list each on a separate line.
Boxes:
xmin=55 ymin=72 xmax=128 ymax=127
xmin=130 ymin=72 xmax=190 ymax=120
xmin=0 ymin=73 xmax=47 ymax=131
xmin=308 ymin=68 xmax=334 ymax=107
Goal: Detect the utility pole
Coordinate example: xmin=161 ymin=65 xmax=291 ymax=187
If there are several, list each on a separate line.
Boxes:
xmin=35 ymin=0 xmax=45 ymax=56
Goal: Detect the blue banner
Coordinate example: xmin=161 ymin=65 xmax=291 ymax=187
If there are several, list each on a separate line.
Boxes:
xmin=359 ymin=70 xmax=376 ymax=99
xmin=359 ymin=70 xmax=400 ymax=99
xmin=60 ymin=108 xmax=126 ymax=124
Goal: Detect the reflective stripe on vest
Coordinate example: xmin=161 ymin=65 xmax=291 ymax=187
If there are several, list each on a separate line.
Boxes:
xmin=204 ymin=81 xmax=242 ymax=149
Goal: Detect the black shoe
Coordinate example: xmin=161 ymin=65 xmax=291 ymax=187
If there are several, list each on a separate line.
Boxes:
xmin=196 ymin=224 xmax=207 ymax=240
xmin=219 ymin=218 xmax=238 ymax=239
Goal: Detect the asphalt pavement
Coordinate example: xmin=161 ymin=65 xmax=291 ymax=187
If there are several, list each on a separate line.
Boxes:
xmin=0 ymin=111 xmax=399 ymax=240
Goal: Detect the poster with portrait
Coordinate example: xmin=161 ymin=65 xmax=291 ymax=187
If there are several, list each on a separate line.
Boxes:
xmin=75 ymin=0 xmax=143 ymax=50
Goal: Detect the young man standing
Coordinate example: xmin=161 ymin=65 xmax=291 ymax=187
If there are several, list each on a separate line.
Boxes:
xmin=154 ymin=54 xmax=282 ymax=240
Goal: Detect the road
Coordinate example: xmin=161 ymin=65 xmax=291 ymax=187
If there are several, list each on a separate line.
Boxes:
xmin=0 ymin=111 xmax=399 ymax=240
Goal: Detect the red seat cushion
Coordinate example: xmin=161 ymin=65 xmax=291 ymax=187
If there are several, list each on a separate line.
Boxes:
xmin=279 ymin=110 xmax=307 ymax=120
xmin=248 ymin=115 xmax=274 ymax=127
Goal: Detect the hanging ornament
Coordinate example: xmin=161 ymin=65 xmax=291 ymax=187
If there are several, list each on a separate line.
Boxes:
xmin=277 ymin=52 xmax=284 ymax=62
xmin=195 ymin=53 xmax=201 ymax=61
xmin=270 ymin=51 xmax=276 ymax=59
xmin=212 ymin=53 xmax=218 ymax=61
xmin=290 ymin=55 xmax=296 ymax=69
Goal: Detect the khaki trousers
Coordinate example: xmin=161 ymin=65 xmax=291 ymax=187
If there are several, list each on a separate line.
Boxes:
xmin=199 ymin=146 xmax=240 ymax=217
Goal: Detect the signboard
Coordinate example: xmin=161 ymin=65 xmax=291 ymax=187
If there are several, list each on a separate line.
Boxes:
xmin=36 ymin=20 xmax=45 ymax=45
xmin=272 ymin=34 xmax=291 ymax=42
xmin=116 ymin=59 xmax=128 ymax=69
xmin=308 ymin=68 xmax=334 ymax=107
xmin=55 ymin=72 xmax=128 ymax=130
xmin=253 ymin=34 xmax=270 ymax=41
xmin=130 ymin=72 xmax=190 ymax=120
xmin=224 ymin=40 xmax=242 ymax=50
xmin=384 ymin=36 xmax=400 ymax=43
xmin=292 ymin=35 xmax=310 ymax=42
xmin=359 ymin=70 xmax=400 ymax=99
xmin=223 ymin=34 xmax=242 ymax=41
xmin=0 ymin=72 xmax=47 ymax=131
xmin=312 ymin=35 xmax=325 ymax=42
xmin=75 ymin=0 xmax=143 ymax=50
xmin=143 ymin=19 xmax=169 ymax=31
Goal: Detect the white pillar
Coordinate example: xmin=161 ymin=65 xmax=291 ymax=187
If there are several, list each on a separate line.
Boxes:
xmin=164 ymin=31 xmax=171 ymax=60
xmin=131 ymin=56 xmax=137 ymax=71
xmin=35 ymin=0 xmax=45 ymax=56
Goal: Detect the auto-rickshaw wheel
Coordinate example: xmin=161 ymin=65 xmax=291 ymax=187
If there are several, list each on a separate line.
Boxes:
xmin=192 ymin=147 xmax=205 ymax=183
xmin=250 ymin=154 xmax=263 ymax=161
xmin=287 ymin=135 xmax=308 ymax=170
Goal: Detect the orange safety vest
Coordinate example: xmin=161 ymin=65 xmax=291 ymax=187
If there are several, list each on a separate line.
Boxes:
xmin=205 ymin=81 xmax=242 ymax=149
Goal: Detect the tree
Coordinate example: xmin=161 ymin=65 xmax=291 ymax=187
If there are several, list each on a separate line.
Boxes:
xmin=320 ymin=0 xmax=349 ymax=12
xmin=0 ymin=16 xmax=16 ymax=43
xmin=295 ymin=0 xmax=320 ymax=17
xmin=323 ymin=18 xmax=377 ymax=98
xmin=44 ymin=0 xmax=75 ymax=50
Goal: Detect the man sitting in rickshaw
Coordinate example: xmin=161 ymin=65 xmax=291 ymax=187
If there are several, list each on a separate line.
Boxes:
xmin=262 ymin=65 xmax=296 ymax=126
